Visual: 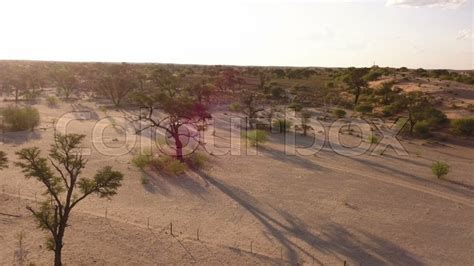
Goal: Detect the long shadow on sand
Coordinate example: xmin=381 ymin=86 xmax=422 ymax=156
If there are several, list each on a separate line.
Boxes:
xmin=0 ymin=130 xmax=42 ymax=145
xmin=347 ymin=156 xmax=474 ymax=196
xmin=194 ymin=169 xmax=421 ymax=264
xmin=141 ymin=169 xmax=208 ymax=199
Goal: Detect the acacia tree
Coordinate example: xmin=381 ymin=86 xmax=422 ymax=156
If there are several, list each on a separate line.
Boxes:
xmin=131 ymin=69 xmax=211 ymax=161
xmin=300 ymin=110 xmax=312 ymax=136
xmin=0 ymin=151 xmax=8 ymax=169
xmin=187 ymin=80 xmax=215 ymax=104
xmin=92 ymin=63 xmax=142 ymax=107
xmin=15 ymin=134 xmax=123 ymax=266
xmin=230 ymin=89 xmax=265 ymax=129
xmin=50 ymin=65 xmax=77 ymax=100
xmin=342 ymin=67 xmax=370 ymax=105
xmin=398 ymin=91 xmax=446 ymax=135
xmin=0 ymin=63 xmax=30 ymax=105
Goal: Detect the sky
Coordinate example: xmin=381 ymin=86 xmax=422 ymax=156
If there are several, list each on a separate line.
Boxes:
xmin=0 ymin=0 xmax=472 ymax=69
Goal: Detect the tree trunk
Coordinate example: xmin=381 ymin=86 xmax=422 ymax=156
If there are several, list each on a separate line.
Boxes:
xmin=15 ymin=89 xmax=19 ymax=106
xmin=54 ymin=238 xmax=63 ymax=266
xmin=354 ymin=89 xmax=360 ymax=105
xmin=175 ymin=136 xmax=183 ymax=162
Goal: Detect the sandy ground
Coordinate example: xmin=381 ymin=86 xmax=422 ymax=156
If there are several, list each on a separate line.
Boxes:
xmin=370 ymin=77 xmax=474 ymax=119
xmin=1 ymin=95 xmax=473 ymax=265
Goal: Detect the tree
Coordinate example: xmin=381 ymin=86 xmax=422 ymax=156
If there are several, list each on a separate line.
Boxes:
xmin=91 ymin=63 xmax=141 ymax=107
xmin=257 ymin=71 xmax=269 ymax=94
xmin=0 ymin=151 xmax=7 ymax=169
xmin=342 ymin=67 xmax=370 ymax=105
xmin=15 ymin=134 xmax=123 ymax=266
xmin=399 ymin=92 xmax=446 ymax=135
xmin=187 ymin=80 xmax=215 ymax=104
xmin=0 ymin=63 xmax=36 ymax=105
xmin=215 ymin=69 xmax=239 ymax=93
xmin=300 ymin=110 xmax=312 ymax=136
xmin=230 ymin=89 xmax=265 ymax=129
xmin=50 ymin=65 xmax=78 ymax=100
xmin=131 ymin=69 xmax=211 ymax=161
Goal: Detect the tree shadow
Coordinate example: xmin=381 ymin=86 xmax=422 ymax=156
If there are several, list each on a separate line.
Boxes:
xmin=70 ymin=103 xmax=100 ymax=120
xmin=193 ymin=169 xmax=422 ymax=264
xmin=0 ymin=130 xmax=42 ymax=145
xmin=258 ymin=145 xmax=326 ymax=172
xmin=347 ymin=156 xmax=474 ymax=197
xmin=141 ymin=169 xmax=208 ymax=199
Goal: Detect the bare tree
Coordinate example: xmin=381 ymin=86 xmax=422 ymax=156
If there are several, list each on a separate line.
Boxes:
xmin=15 ymin=134 xmax=123 ymax=266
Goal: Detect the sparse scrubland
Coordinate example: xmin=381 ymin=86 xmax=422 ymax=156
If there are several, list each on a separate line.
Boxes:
xmin=1 ymin=61 xmax=474 ymax=265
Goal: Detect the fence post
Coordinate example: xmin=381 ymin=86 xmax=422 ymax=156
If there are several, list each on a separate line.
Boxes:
xmin=250 ymin=241 xmax=253 ymax=254
xmin=197 ymin=228 xmax=200 ymax=241
xmin=170 ymin=222 xmax=173 ymax=236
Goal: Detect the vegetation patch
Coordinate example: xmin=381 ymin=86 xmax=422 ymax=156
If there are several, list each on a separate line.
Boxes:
xmin=1 ymin=106 xmax=40 ymax=131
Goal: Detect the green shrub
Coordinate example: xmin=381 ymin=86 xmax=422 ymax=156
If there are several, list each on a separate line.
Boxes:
xmin=355 ymin=103 xmax=373 ymax=114
xmin=431 ymin=161 xmax=449 ymax=179
xmin=272 ymin=119 xmax=293 ymax=133
xmin=150 ymin=155 xmax=187 ymax=176
xmin=1 ymin=106 xmax=40 ymax=131
xmin=414 ymin=120 xmax=431 ymax=138
xmin=46 ymin=96 xmax=59 ymax=107
xmin=229 ymin=103 xmax=241 ymax=112
xmin=132 ymin=151 xmax=153 ymax=169
xmin=140 ymin=174 xmax=150 ymax=185
xmin=451 ymin=117 xmax=474 ymax=136
xmin=242 ymin=129 xmax=268 ymax=146
xmin=332 ymin=108 xmax=346 ymax=118
xmin=382 ymin=103 xmax=403 ymax=117
xmin=186 ymin=152 xmax=208 ymax=170
xmin=368 ymin=135 xmax=379 ymax=144
xmin=422 ymin=108 xmax=447 ymax=128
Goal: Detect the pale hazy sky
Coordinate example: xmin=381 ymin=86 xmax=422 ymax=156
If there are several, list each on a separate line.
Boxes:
xmin=0 ymin=0 xmax=472 ymax=69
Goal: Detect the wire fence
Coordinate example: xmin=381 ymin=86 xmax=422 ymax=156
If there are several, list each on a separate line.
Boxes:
xmin=1 ymin=184 xmax=350 ymax=265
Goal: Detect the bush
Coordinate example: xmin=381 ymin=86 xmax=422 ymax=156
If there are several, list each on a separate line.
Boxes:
xmin=368 ymin=135 xmax=379 ymax=144
xmin=451 ymin=118 xmax=474 ymax=136
xmin=272 ymin=119 xmax=293 ymax=133
xmin=132 ymin=151 xmax=153 ymax=169
xmin=414 ymin=120 xmax=431 ymax=138
xmin=229 ymin=103 xmax=241 ymax=112
xmin=332 ymin=108 xmax=346 ymax=118
xmin=46 ymin=96 xmax=59 ymax=107
xmin=140 ymin=174 xmax=150 ymax=185
xmin=382 ymin=103 xmax=403 ymax=117
xmin=186 ymin=152 xmax=208 ymax=170
xmin=431 ymin=161 xmax=449 ymax=179
xmin=242 ymin=129 xmax=268 ymax=146
xmin=1 ymin=106 xmax=40 ymax=131
xmin=355 ymin=103 xmax=373 ymax=114
xmin=422 ymin=108 xmax=447 ymax=128
xmin=150 ymin=155 xmax=187 ymax=176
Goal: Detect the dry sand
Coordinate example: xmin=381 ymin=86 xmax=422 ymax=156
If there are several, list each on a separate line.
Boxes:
xmin=0 ymin=94 xmax=473 ymax=265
